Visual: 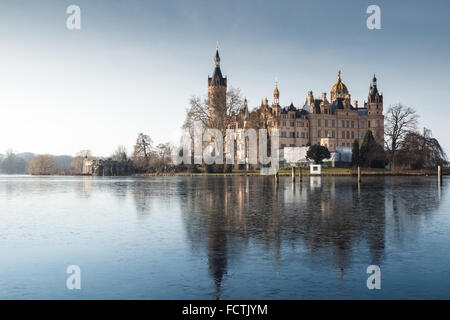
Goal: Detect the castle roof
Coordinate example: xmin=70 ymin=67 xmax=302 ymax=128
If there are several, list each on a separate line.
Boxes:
xmin=331 ymin=97 xmax=345 ymax=111
xmin=208 ymin=47 xmax=227 ymax=86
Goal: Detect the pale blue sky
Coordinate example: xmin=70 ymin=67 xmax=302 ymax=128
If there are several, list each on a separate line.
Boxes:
xmin=0 ymin=0 xmax=449 ymax=156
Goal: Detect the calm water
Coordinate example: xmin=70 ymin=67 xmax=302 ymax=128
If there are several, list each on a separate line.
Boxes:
xmin=0 ymin=175 xmax=449 ymax=299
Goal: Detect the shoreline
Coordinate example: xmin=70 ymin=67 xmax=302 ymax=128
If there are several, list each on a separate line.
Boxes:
xmin=133 ymin=169 xmax=449 ymax=177
xmin=12 ymin=168 xmax=448 ymax=177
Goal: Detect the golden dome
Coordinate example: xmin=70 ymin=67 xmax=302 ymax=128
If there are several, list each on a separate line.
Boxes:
xmin=331 ymin=70 xmax=349 ymax=95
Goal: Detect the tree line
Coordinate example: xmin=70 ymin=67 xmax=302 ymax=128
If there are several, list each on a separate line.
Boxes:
xmin=1 ymin=98 xmax=446 ymax=175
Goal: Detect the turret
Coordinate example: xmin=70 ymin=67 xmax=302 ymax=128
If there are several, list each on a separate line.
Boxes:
xmin=273 ymin=80 xmax=280 ymax=106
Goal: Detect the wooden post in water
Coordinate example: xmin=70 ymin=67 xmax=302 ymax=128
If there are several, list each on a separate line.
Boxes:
xmin=358 ymin=166 xmax=361 ymax=183
xmin=292 ymin=167 xmax=295 ymax=182
xmin=299 ymin=167 xmax=303 ymax=182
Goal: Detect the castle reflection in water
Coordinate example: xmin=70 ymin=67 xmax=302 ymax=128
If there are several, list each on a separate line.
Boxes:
xmin=0 ymin=175 xmax=445 ymax=299
xmin=158 ymin=176 xmax=441 ymax=299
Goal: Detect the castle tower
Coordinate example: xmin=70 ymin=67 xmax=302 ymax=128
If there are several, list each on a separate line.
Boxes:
xmin=208 ymin=45 xmax=227 ymax=125
xmin=364 ymin=74 xmax=384 ymax=145
xmin=365 ymin=74 xmax=383 ymax=115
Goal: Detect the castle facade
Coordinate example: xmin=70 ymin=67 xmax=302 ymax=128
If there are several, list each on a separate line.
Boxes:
xmin=208 ymin=48 xmax=384 ymax=152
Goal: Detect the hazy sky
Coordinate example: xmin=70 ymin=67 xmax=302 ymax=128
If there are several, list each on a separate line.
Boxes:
xmin=0 ymin=0 xmax=449 ymax=156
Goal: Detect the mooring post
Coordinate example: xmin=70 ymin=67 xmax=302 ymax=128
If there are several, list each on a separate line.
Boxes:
xmin=292 ymin=167 xmax=295 ymax=182
xmin=438 ymin=165 xmax=442 ymax=184
xmin=299 ymin=167 xmax=303 ymax=182
xmin=275 ymin=171 xmax=279 ymax=184
xmin=358 ymin=166 xmax=361 ymax=183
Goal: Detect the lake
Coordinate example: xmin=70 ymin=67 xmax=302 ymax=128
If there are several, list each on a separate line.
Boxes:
xmin=0 ymin=175 xmax=449 ymax=299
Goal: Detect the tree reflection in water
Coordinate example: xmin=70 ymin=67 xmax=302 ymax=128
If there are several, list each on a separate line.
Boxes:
xmin=177 ymin=176 xmax=443 ymax=298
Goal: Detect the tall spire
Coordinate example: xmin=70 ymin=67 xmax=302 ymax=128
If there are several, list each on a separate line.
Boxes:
xmin=368 ymin=73 xmax=381 ymax=103
xmin=214 ymin=42 xmax=220 ymax=67
xmin=208 ymin=43 xmax=226 ymax=87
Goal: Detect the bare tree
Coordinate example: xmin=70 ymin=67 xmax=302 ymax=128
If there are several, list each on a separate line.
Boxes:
xmin=28 ymin=155 xmax=56 ymax=175
xmin=398 ymin=128 xmax=447 ymax=169
xmin=182 ymin=87 xmax=243 ymax=170
xmin=384 ymin=104 xmax=419 ymax=168
xmin=184 ymin=87 xmax=243 ymax=135
xmin=132 ymin=133 xmax=154 ymax=172
xmin=133 ymin=133 xmax=153 ymax=158
xmin=112 ymin=145 xmax=128 ymax=162
xmin=0 ymin=149 xmax=27 ymax=174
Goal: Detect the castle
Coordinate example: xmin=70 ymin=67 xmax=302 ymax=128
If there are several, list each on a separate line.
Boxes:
xmin=208 ymin=47 xmax=384 ymax=152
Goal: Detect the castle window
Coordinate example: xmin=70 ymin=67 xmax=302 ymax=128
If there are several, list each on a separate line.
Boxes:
xmin=289 ymin=132 xmax=295 ymax=138
xmin=351 ymin=131 xmax=354 ymax=139
xmin=318 ymin=130 xmax=321 ymax=138
xmin=342 ymin=131 xmax=345 ymax=139
xmin=325 ymin=130 xmax=328 ymax=137
xmin=281 ymin=131 xmax=286 ymax=137
xmin=332 ymin=120 xmax=335 ymax=128
xmin=296 ymin=132 xmax=299 ymax=138
xmin=346 ymin=131 xmax=350 ymax=139
xmin=332 ymin=131 xmax=335 ymax=138
xmin=325 ymin=119 xmax=328 ymax=127
xmin=301 ymin=132 xmax=305 ymax=138
xmin=283 ymin=121 xmax=286 ymax=126
xmin=318 ymin=119 xmax=321 ymax=127
xmin=361 ymin=131 xmax=365 ymax=139
xmin=361 ymin=121 xmax=365 ymax=128
xmin=351 ymin=121 xmax=354 ymax=128
xmin=282 ymin=114 xmax=286 ymax=119
xmin=342 ymin=120 xmax=345 ymax=128
xmin=346 ymin=120 xmax=350 ymax=128
xmin=290 ymin=122 xmax=295 ymax=127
